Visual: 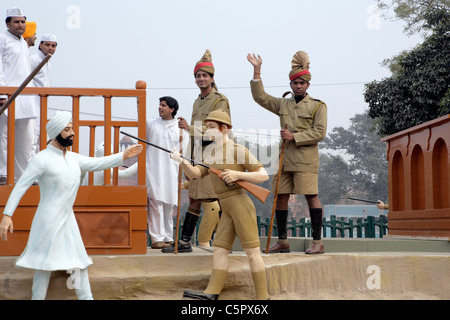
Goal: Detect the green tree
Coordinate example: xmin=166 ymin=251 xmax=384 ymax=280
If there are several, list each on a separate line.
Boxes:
xmin=365 ymin=0 xmax=450 ymax=136
xmin=318 ymin=153 xmax=354 ymax=205
xmin=320 ymin=111 xmax=388 ymax=203
xmin=376 ymin=0 xmax=449 ymax=35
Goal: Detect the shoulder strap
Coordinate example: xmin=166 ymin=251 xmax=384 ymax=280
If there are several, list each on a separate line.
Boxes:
xmin=213 ymin=98 xmax=223 ymax=110
xmin=310 ymin=102 xmax=324 ymax=119
xmin=213 ymin=97 xmax=230 ymax=110
xmin=282 ymin=91 xmax=292 ymax=98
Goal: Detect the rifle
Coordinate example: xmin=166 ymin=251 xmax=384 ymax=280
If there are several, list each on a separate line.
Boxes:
xmin=120 ymin=131 xmax=271 ymax=203
xmin=0 ymin=53 xmax=52 ymax=116
xmin=347 ymin=197 xmax=380 ymax=204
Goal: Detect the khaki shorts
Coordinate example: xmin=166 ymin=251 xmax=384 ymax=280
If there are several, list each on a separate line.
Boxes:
xmin=272 ymin=171 xmax=318 ymax=195
xmin=197 ymin=201 xmax=220 ymax=243
xmin=213 ymin=193 xmax=260 ymax=251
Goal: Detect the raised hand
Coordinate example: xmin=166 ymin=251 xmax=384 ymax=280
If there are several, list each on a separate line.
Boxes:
xmin=123 ymin=144 xmax=143 ymax=160
xmin=247 ymin=53 xmax=263 ymax=69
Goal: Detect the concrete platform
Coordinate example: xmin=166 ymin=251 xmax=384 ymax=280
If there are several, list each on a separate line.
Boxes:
xmin=1 ymin=237 xmax=449 ymax=300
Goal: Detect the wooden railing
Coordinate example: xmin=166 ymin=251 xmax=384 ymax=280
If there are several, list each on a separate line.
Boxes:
xmin=0 ymin=81 xmax=147 ymax=185
xmin=0 ymin=81 xmax=149 ymax=255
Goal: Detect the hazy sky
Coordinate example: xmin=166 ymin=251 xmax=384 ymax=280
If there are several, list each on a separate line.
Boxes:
xmin=3 ymin=0 xmax=423 ymax=148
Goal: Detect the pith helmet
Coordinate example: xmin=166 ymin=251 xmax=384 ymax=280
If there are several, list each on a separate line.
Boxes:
xmin=204 ymin=109 xmax=232 ymax=128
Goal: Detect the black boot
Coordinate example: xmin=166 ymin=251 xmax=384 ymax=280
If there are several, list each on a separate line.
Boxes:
xmin=265 ymin=210 xmax=290 ymax=253
xmin=162 ymin=210 xmax=199 ymax=253
xmin=309 ymin=208 xmax=323 ymax=241
xmin=305 ymin=208 xmax=324 ymax=254
xmin=276 ymin=209 xmax=289 ymax=241
xmin=183 ymin=289 xmax=218 ymax=300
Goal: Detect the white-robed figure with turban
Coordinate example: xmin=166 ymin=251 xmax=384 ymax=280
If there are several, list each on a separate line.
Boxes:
xmin=0 ymin=111 xmax=143 ymax=300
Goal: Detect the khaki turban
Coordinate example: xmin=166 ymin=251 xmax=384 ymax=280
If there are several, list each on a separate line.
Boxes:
xmin=289 ymin=51 xmax=311 ymax=82
xmin=194 ymin=49 xmax=215 ymax=75
xmin=194 ymin=49 xmax=218 ymax=90
xmin=46 ymin=111 xmax=72 ymax=139
xmin=23 ymin=21 xmax=36 ymax=39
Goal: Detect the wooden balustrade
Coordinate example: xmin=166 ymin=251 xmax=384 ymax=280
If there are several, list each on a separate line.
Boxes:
xmin=0 ymin=81 xmax=148 ymax=255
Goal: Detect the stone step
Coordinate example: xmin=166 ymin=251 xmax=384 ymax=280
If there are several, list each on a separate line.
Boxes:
xmin=1 ymin=237 xmax=449 ymax=300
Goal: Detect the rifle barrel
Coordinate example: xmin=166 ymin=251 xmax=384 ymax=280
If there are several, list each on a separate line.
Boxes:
xmin=347 ymin=197 xmax=379 ymax=204
xmin=120 ymin=130 xmax=209 ymax=168
xmin=121 ymin=131 xmax=270 ymax=203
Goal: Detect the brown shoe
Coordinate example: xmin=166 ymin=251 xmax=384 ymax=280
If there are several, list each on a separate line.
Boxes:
xmin=151 ymin=241 xmax=170 ymax=249
xmin=264 ymin=241 xmax=290 ymax=253
xmin=305 ymin=242 xmax=324 ymax=254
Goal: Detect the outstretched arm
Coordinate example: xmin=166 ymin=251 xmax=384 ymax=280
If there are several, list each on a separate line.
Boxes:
xmin=170 ymin=150 xmax=202 ymax=180
xmin=220 ymin=167 xmax=268 ymax=185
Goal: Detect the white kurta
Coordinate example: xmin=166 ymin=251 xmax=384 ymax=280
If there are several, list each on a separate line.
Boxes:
xmin=0 ymin=30 xmax=36 ymax=119
xmin=146 ymin=118 xmax=189 ymax=206
xmin=30 ymin=50 xmax=51 ymax=155
xmin=30 ymin=50 xmax=51 ymax=87
xmin=0 ymin=31 xmax=36 ymax=178
xmin=3 ymin=145 xmax=124 ymax=271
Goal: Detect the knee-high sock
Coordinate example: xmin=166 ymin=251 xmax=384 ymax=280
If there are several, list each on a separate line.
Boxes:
xmin=310 ymin=208 xmax=323 ymax=241
xmin=276 ymin=209 xmax=289 ymax=242
xmin=204 ymin=269 xmax=228 ymax=295
xmin=180 ymin=209 xmax=200 ymax=245
xmin=32 ymin=270 xmax=52 ymax=300
xmin=252 ymin=270 xmax=269 ymax=300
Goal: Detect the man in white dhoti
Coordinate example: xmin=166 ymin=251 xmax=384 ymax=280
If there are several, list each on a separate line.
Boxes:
xmin=0 ymin=8 xmax=37 ymax=183
xmin=30 ymin=33 xmax=57 ymax=155
xmin=0 ymin=111 xmax=143 ymax=300
xmin=146 ymin=96 xmax=189 ymax=249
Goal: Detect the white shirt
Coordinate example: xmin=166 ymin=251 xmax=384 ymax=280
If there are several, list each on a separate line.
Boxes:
xmin=146 ymin=117 xmax=189 ymax=206
xmin=3 ymin=145 xmax=124 ymax=271
xmin=0 ymin=30 xmax=36 ymax=119
xmin=30 ymin=50 xmax=51 ymax=87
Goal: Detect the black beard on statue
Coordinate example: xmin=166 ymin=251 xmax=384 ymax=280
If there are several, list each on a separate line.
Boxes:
xmin=56 ymin=134 xmax=74 ymax=147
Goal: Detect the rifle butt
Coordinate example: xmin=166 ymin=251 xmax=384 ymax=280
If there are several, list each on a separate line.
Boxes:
xmin=236 ymin=180 xmax=270 ymax=203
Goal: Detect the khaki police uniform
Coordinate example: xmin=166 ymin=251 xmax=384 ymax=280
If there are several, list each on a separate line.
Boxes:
xmin=188 ymin=88 xmax=230 ymax=200
xmin=250 ymin=79 xmax=327 ymax=195
xmin=198 ymin=140 xmax=263 ymax=251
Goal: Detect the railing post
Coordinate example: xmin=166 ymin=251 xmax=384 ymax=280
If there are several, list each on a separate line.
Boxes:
xmin=330 ymin=215 xmax=337 ymax=238
xmin=88 ymin=125 xmax=96 ymax=185
xmin=72 ymin=95 xmax=80 ymax=153
xmin=113 ymin=126 xmax=120 ymax=185
xmin=367 ymin=216 xmax=375 ymax=238
xmin=39 ymin=94 xmax=48 ymax=151
xmin=6 ymin=99 xmax=15 ymax=185
xmin=103 ymin=95 xmax=112 ymax=185
xmin=356 ymin=218 xmax=363 ymax=238
xmin=136 ymin=81 xmax=146 ymax=186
